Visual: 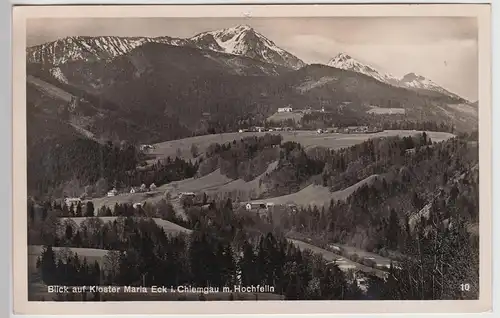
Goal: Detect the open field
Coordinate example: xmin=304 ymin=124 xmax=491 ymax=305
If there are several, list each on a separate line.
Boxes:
xmin=163 ymin=169 xmax=234 ymax=193
xmin=88 ymin=169 xmax=231 ymax=213
xmin=288 ymin=239 xmax=388 ymax=279
xmin=149 ymin=130 xmax=455 ymax=161
xmin=87 ymin=169 xmax=233 ymax=218
xmin=249 ymin=174 xmax=380 ymax=207
xmin=59 ymin=216 xmax=192 ymax=235
xmin=90 ymin=130 xmax=453 ymax=213
xmin=89 ymin=191 xmax=167 ymax=213
xmin=366 ymin=105 xmax=406 ymax=115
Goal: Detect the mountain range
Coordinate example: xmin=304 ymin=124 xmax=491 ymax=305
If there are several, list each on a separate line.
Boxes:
xmin=27 ymin=24 xmax=465 ymax=102
xmin=27 ymin=25 xmax=305 ymax=70
xmin=26 ymin=24 xmax=477 ymax=145
xmin=25 ymin=24 xmax=479 ymax=196
xmin=327 ymin=53 xmax=466 ymax=101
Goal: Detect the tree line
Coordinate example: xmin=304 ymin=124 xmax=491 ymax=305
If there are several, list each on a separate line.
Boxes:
xmin=198 ymin=134 xmax=282 ymax=181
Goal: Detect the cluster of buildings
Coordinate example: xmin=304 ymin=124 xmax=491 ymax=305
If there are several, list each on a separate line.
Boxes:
xmin=243 ymin=202 xmax=297 ymax=213
xmin=277 ymin=106 xmax=327 ymax=114
xmin=277 ymin=107 xmax=293 ymax=113
xmin=240 ymin=126 xmax=294 ymax=133
xmin=105 ymin=183 xmax=158 ymax=197
xmin=64 ymin=197 xmax=82 ymax=208
xmin=139 ymin=144 xmax=155 ymax=152
xmin=179 ymin=192 xmax=196 ymax=199
xmin=315 ymin=125 xmax=384 ymax=135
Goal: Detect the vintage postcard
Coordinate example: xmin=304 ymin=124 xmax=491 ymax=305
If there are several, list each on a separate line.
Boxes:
xmin=12 ymin=3 xmax=492 ymax=315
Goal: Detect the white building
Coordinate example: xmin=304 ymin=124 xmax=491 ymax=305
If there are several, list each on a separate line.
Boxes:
xmin=107 ymin=188 xmax=118 ymax=197
xmin=139 ymin=144 xmax=154 ymax=151
xmin=179 ymin=192 xmax=196 ymax=199
xmin=245 ymin=202 xmax=268 ymax=211
xmin=64 ymin=198 xmax=81 ymax=207
xmin=277 ymin=107 xmax=293 ymax=113
xmin=327 ymin=244 xmax=342 ymax=253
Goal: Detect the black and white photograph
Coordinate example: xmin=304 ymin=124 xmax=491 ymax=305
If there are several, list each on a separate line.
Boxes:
xmin=12 ymin=3 xmax=492 ymax=315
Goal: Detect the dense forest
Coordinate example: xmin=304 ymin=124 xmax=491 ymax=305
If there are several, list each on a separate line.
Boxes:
xmin=267 ymin=134 xmax=478 ymax=248
xmin=30 ymin=198 xmax=365 ymax=300
xmin=299 ymin=112 xmax=456 ymax=133
xmin=259 ymin=132 xmax=466 ymax=198
xmin=28 ymin=132 xmax=479 ymax=301
xmin=27 ymin=137 xmax=139 ymax=198
xmin=198 ymin=134 xmax=282 ymax=180
xmin=27 ymin=129 xmax=197 ymax=199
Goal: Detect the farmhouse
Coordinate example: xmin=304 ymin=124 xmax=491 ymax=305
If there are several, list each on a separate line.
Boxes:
xmin=277 ymin=107 xmax=293 ymax=113
xmin=327 ymin=244 xmax=342 ymax=253
xmin=245 ymin=202 xmax=268 ymax=211
xmin=139 ymin=144 xmax=154 ymax=151
xmin=405 ymin=148 xmax=416 ymax=155
xmin=201 ymin=203 xmax=212 ymax=211
xmin=343 ymin=126 xmax=369 ymax=133
xmin=179 ymin=192 xmax=196 ymax=199
xmin=64 ymin=197 xmax=81 ymax=207
xmin=107 ymin=188 xmax=118 ymax=197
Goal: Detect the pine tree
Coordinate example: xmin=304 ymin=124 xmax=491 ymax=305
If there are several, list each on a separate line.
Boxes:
xmin=65 ymin=224 xmax=73 ymax=241
xmin=86 ymin=201 xmax=95 ymax=217
xmin=239 ymin=242 xmax=256 ymax=285
xmin=75 ymin=202 xmax=83 ymax=217
xmin=69 ymin=203 xmax=75 ymax=217
xmin=40 ymin=246 xmax=57 ymax=285
xmin=386 ymin=208 xmax=400 ymax=250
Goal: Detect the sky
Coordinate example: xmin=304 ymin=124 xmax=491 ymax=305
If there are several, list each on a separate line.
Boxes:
xmin=27 ymin=17 xmax=478 ymax=101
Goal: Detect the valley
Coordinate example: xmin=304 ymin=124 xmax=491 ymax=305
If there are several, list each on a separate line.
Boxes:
xmin=25 ymin=21 xmax=480 ymax=302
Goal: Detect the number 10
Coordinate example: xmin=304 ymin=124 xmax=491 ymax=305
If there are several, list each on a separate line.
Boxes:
xmin=460 ymin=283 xmax=470 ymax=291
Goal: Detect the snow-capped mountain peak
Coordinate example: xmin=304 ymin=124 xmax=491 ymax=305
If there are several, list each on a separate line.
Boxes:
xmin=399 ymin=72 xmax=464 ymax=101
xmin=400 ymin=72 xmax=441 ymax=89
xmin=327 ymin=52 xmax=399 ymax=86
xmin=327 ymin=52 xmax=466 ymax=102
xmin=27 ymin=25 xmax=306 ymax=70
xmin=188 ymin=25 xmax=305 ymax=69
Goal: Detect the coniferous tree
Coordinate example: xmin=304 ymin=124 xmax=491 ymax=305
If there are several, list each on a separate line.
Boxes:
xmin=75 ymin=202 xmax=83 ymax=217
xmin=85 ymin=201 xmax=95 ymax=217
xmin=40 ymin=246 xmax=57 ymax=285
